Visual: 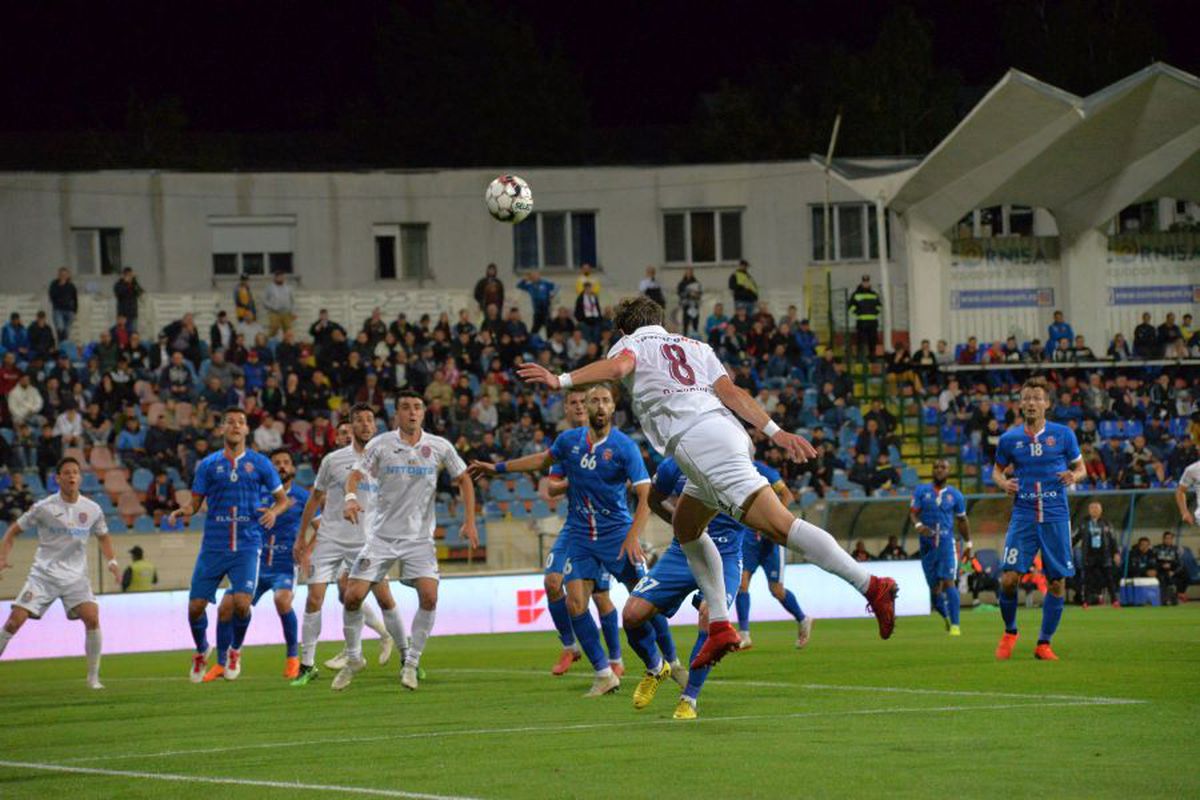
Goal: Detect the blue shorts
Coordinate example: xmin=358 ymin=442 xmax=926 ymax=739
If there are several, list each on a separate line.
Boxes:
xmin=919 ymin=535 xmax=957 ymax=586
xmin=742 ymin=533 xmax=783 ymax=583
xmin=545 ymin=531 xmax=610 ymax=592
xmin=1002 ymin=519 xmax=1075 ymax=580
xmin=565 ymin=533 xmax=643 ymax=589
xmin=631 ymin=544 xmax=742 ymax=618
xmin=250 ymin=566 xmax=296 ymax=605
xmin=190 ymin=548 xmax=261 ymax=603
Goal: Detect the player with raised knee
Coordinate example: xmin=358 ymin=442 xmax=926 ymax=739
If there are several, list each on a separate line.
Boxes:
xmin=542 ymin=388 xmax=626 ymax=676
xmin=291 ymin=408 xmax=396 ymax=687
xmin=336 ymin=391 xmax=477 ymax=691
xmin=205 ymin=448 xmax=307 ymax=681
xmin=170 ymin=407 xmax=289 ymax=683
xmin=517 ymin=295 xmax=896 ymax=670
xmin=910 ymin=459 xmax=971 ymax=637
xmin=0 ymin=457 xmax=120 ymax=689
xmin=734 ymin=463 xmax=812 ymax=650
xmin=471 ymin=383 xmax=680 ymax=698
xmin=992 ymin=376 xmax=1085 ymax=661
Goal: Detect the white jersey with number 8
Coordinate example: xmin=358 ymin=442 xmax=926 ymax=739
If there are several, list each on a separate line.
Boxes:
xmin=606 ymin=324 xmax=732 ymax=456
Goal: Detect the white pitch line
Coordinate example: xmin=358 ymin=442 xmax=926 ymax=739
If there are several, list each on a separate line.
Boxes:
xmin=61 ymin=698 xmax=1130 ymax=765
xmin=0 ymin=760 xmax=483 ymax=800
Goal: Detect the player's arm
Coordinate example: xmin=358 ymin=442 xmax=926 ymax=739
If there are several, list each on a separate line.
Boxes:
xmin=1176 ymin=481 xmax=1195 ymax=525
xmin=772 ymin=479 xmax=794 ymax=507
xmin=619 ymin=481 xmax=651 ymax=564
xmin=712 ymin=374 xmax=817 ymax=464
xmin=647 ymin=485 xmax=677 ymax=525
xmin=0 ymin=521 xmax=22 ymax=572
xmin=468 ymin=449 xmax=554 ymax=479
xmin=541 ymin=476 xmax=569 ymax=500
xmin=955 ymin=513 xmax=973 ymax=552
xmin=456 ymin=471 xmax=479 ymax=548
xmin=258 ymin=486 xmax=290 ymax=530
xmin=1057 ymin=456 xmax=1087 ymax=487
xmin=295 ymin=488 xmax=325 ymax=564
xmin=169 ymin=493 xmax=207 ymax=525
xmin=908 ymin=504 xmax=928 ymax=536
xmin=516 ymin=351 xmax=635 ymax=390
xmin=344 ymin=469 xmax=366 ymax=522
xmin=96 ymin=531 xmax=121 ymax=583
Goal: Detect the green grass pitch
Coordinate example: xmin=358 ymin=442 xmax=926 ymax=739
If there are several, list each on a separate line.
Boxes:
xmin=1 ymin=605 xmax=1197 ymax=799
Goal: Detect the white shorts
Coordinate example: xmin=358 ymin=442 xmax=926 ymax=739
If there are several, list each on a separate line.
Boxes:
xmin=306 ymin=539 xmax=364 ymax=585
xmin=348 ymin=537 xmax=440 ymax=586
xmin=673 ymin=413 xmax=769 ymax=520
xmin=14 ymin=573 xmax=96 ymax=620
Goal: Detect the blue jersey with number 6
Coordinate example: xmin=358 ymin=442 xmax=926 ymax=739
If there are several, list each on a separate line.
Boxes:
xmin=549 ymin=427 xmax=649 ymax=542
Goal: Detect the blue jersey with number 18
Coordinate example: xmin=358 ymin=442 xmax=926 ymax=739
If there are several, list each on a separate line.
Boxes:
xmin=995 ymin=422 xmax=1080 ymax=524
xmin=549 ymin=426 xmax=650 ymax=541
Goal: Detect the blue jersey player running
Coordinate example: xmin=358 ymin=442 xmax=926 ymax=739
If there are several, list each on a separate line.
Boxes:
xmin=734 ymin=461 xmax=811 ymax=651
xmin=170 ymin=407 xmax=288 ymax=683
xmin=470 ymin=383 xmax=677 ymax=698
xmin=909 ymin=459 xmax=972 ymax=636
xmin=541 ymin=388 xmax=623 ymax=677
xmin=991 ymin=377 xmax=1086 ymax=661
xmin=206 ymin=449 xmax=311 ymax=682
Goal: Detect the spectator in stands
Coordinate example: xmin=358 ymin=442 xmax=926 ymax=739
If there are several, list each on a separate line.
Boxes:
xmin=113 ymin=267 xmax=143 ymax=332
xmin=982 ymin=417 xmax=1003 ymax=463
xmin=516 ymin=270 xmax=557 ymax=337
xmin=158 ymin=351 xmax=196 ymax=402
xmin=81 ymin=401 xmax=111 ymax=447
xmin=34 ymin=422 xmax=61 ymax=483
xmin=1 ymin=313 xmax=30 ymax=360
xmin=1154 ymin=531 xmax=1188 ymax=605
xmin=9 ymin=373 xmax=43 ymax=427
xmin=855 ymin=418 xmax=885 ymax=463
xmin=873 ymin=452 xmax=899 ymax=494
xmin=728 ymin=259 xmax=759 ymax=315
xmin=263 ymin=270 xmax=295 ymax=336
xmin=638 ymin=265 xmax=666 ymax=308
xmin=878 ymin=536 xmax=907 ymax=560
xmin=847 ymin=274 xmax=881 ymax=359
xmin=676 ymin=267 xmax=702 ymax=336
xmin=851 ymin=541 xmax=871 ymax=562
xmin=1183 ymin=312 xmax=1195 ymax=344
xmin=52 ymin=406 xmax=83 ymax=448
xmin=1133 ymin=312 xmax=1158 ymax=358
xmin=1107 ymin=331 xmax=1132 ymax=361
xmin=572 ymin=263 xmax=600 ymax=298
xmin=1026 ymin=338 xmax=1047 ymax=363
xmin=236 ymin=310 xmax=265 ymax=344
xmin=210 ymin=310 xmax=235 ymax=352
xmin=162 ymin=312 xmax=202 ymax=366
xmin=48 ymin=267 xmax=78 ymax=342
xmin=574 ymin=281 xmax=602 ymax=342
xmin=911 ymin=339 xmax=938 ymax=386
xmin=1051 ymin=337 xmax=1072 ymax=363
xmin=1069 ymin=335 xmax=1095 ymax=361
xmin=308 ymin=308 xmax=345 ymax=361
xmin=1072 ymin=501 xmax=1121 ymax=606
xmin=1127 ymin=537 xmax=1157 ymax=579
xmin=253 ymin=416 xmax=283 ymax=452
xmin=0 ymin=472 xmax=33 ymax=522
xmin=143 ymin=472 xmax=179 ymax=525
xmin=233 ymin=274 xmax=256 ymax=323
xmin=474 ymin=262 xmax=505 ymax=314
xmin=1126 ymin=435 xmax=1166 ymax=485
xmin=1158 ymin=312 xmax=1185 ymax=358
xmin=28 ymin=311 xmax=56 ymax=360
xmin=203 ymin=348 xmax=243 ymax=392
xmin=704 ymin=302 xmax=728 ymax=341
xmin=934 ymin=339 xmax=953 ymax=367
xmin=886 ymin=343 xmax=924 ymax=395
xmin=849 ymin=451 xmax=874 ymax=494
xmin=124 ymin=332 xmax=150 ymax=376
xmin=1046 ymin=310 xmax=1074 ymax=353
xmin=144 ymin=414 xmax=179 ymax=469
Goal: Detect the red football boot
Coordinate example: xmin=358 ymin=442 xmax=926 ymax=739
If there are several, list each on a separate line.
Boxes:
xmin=1033 ymin=642 xmax=1059 ymax=661
xmin=995 ymin=631 xmax=1018 ymax=660
xmin=690 ymin=620 xmax=741 ymax=670
xmin=864 ymin=576 xmax=898 ymax=639
xmin=551 ymin=648 xmax=580 ymax=676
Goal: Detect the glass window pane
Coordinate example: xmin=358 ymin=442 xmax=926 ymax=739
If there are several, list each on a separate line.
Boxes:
xmin=268 ymin=252 xmax=293 ymax=274
xmin=868 ymin=205 xmax=879 ymax=259
xmin=691 ymin=211 xmax=716 ymax=263
xmin=542 ymin=212 xmax=567 ymax=268
xmin=719 ymin=211 xmax=742 ymax=261
xmin=978 ymin=206 xmax=1001 ymax=237
xmin=376 ymin=236 xmax=396 ymax=279
xmin=571 ymin=213 xmax=596 ymax=268
xmin=213 ymin=253 xmax=238 ymax=275
xmin=1008 ymin=206 xmax=1034 ymax=237
xmin=401 ymin=224 xmax=429 ymax=280
xmin=838 ymin=205 xmax=864 ymax=261
xmin=663 ymin=213 xmax=686 ymax=262
xmin=242 ymin=253 xmax=265 ymax=275
xmin=100 ymin=229 xmax=123 ymax=274
xmin=513 ymin=214 xmax=539 ymax=269
xmin=74 ymin=230 xmax=97 ymax=275
xmin=811 ymin=207 xmax=826 ymax=261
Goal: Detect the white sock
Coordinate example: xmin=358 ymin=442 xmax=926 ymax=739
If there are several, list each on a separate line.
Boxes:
xmin=301 ymin=611 xmax=322 ymax=667
xmin=0 ymin=629 xmax=12 ymax=658
xmin=381 ymin=606 xmax=409 ymax=658
xmin=363 ymin=603 xmax=388 ymax=637
xmin=786 ymin=517 xmax=871 ymax=593
xmin=595 ymin=666 xmax=613 ymax=678
xmin=680 ymin=534 xmax=730 ymax=623
xmin=85 ymin=628 xmax=102 ymax=682
xmin=343 ymin=608 xmax=365 ymax=662
xmin=407 ymin=608 xmax=436 ymax=667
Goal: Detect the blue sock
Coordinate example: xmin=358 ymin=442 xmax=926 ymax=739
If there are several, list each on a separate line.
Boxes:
xmin=231 ymin=612 xmax=252 ymax=650
xmin=946 ymin=586 xmax=961 ymax=626
xmin=999 ymin=588 xmax=1018 ymax=634
xmin=189 ymin=615 xmax=209 ymax=654
xmin=684 ymin=631 xmax=709 ymax=700
xmin=735 ymin=591 xmax=751 ymax=632
xmin=780 ymin=589 xmax=806 ymax=622
xmin=625 ymin=621 xmax=663 ymax=672
xmin=547 ymin=595 xmax=575 ymax=648
xmin=570 ymin=611 xmax=609 ymax=671
xmin=215 ymin=616 xmax=233 ymax=665
xmin=599 ymin=609 xmax=622 ymax=662
xmin=651 ymin=614 xmax=676 ymax=664
xmin=280 ymin=609 xmax=299 ymax=658
xmin=1039 ymin=593 xmax=1065 ymax=644
xmin=932 ymin=590 xmax=947 ymax=619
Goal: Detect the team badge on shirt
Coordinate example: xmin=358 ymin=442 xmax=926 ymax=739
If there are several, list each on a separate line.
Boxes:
xmin=1046 ymin=436 xmax=1056 ymax=446
xmin=78 ymin=512 xmax=87 ymax=523
xmin=243 ymin=462 xmax=256 ymax=475
xmin=421 ymin=445 xmax=432 ymax=458
xmin=602 ymin=449 xmax=613 ymax=461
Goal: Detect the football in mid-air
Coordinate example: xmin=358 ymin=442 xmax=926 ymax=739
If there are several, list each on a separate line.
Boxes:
xmin=485 ymin=174 xmax=533 ymax=223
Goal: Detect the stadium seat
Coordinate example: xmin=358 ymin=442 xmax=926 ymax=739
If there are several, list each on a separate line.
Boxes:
xmin=515 ymin=480 xmax=539 ymax=502
xmin=0 ymin=428 xmax=12 ymax=444
xmin=1169 ymin=417 xmax=1189 ymax=438
xmin=531 ymin=500 xmax=551 ymax=517
xmin=483 ymin=501 xmax=505 ymax=520
xmin=24 ymin=472 xmax=46 ymax=496
xmin=117 ymin=491 xmax=146 ymax=520
xmin=95 ymin=493 xmax=117 ymax=514
xmin=80 ymin=472 xmax=102 ymax=493
xmin=89 ymin=446 xmax=116 ymax=474
xmin=1099 ymin=420 xmax=1121 ymax=440
xmin=64 ymin=446 xmax=86 ymax=465
xmin=131 ymin=468 xmax=154 ymax=493
xmin=489 ymin=482 xmax=514 ymax=502
xmin=106 ymin=515 xmax=127 ymax=533
xmin=175 ymin=402 xmax=194 ymax=427
xmin=900 ymin=466 xmax=919 ymax=488
xmin=295 ymin=463 xmax=315 ymax=487
xmin=104 ymin=469 xmax=132 ymax=494
xmin=831 ymin=471 xmax=851 ymax=492
xmin=510 ymin=502 xmax=530 ymax=519
xmin=1124 ymin=420 xmax=1143 ymax=439
xmin=132 ymin=515 xmax=156 ymax=532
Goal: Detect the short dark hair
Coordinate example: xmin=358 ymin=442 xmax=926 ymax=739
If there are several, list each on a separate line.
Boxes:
xmin=586 ymin=382 xmax=618 ymax=402
xmin=348 ymin=402 xmax=376 ymax=419
xmin=395 ymin=389 xmax=424 ymax=403
xmin=57 ymin=456 xmax=81 ymax=473
xmin=613 ymin=295 xmax=664 ymax=335
xmin=269 ymin=448 xmax=292 ymax=462
xmin=1021 ymin=376 xmax=1051 ymax=398
xmin=222 ymin=407 xmax=247 ymax=421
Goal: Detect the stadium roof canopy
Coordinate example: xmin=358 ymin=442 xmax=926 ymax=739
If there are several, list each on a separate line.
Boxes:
xmin=818 ymin=62 xmax=1200 ymax=238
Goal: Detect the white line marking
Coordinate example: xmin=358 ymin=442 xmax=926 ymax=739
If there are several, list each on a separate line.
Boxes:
xmin=0 ymin=760 xmax=482 ymax=800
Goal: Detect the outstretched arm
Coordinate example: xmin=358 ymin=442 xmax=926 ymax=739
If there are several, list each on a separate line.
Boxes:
xmin=516 ymin=352 xmax=635 ymax=391
xmin=619 ymin=482 xmax=651 ymax=564
xmin=457 ymin=472 xmax=478 ymax=548
xmin=468 ymin=450 xmax=554 ymax=480
xmin=0 ymin=521 xmax=21 ymax=572
xmin=712 ymin=375 xmax=817 ymax=463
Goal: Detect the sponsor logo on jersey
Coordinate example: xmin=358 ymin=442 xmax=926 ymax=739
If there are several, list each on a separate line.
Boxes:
xmin=516 ymin=588 xmax=547 ymax=624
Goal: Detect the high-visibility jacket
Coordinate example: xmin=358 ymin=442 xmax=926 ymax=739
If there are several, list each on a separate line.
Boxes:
xmin=848 ymin=286 xmax=881 ymax=321
xmin=126 ymin=559 xmax=157 ymax=591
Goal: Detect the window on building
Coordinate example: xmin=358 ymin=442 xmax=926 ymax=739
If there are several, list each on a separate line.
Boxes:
xmin=1118 ymin=201 xmax=1158 ymax=233
xmin=810 ymin=203 xmax=886 ymax=262
xmin=662 ymin=209 xmax=742 ymax=264
xmin=512 ymin=211 xmax=596 ymax=270
xmin=209 ymin=215 xmax=296 ymax=276
xmin=72 ymin=228 xmax=123 ymax=276
xmin=956 ymin=204 xmax=1039 ymax=238
xmin=374 ymin=223 xmax=430 ymax=280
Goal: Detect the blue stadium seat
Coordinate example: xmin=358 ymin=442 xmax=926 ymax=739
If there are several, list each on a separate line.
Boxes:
xmin=80 ymin=472 xmax=102 ymax=493
xmin=510 ymin=502 xmax=530 ymax=519
xmin=831 ymin=471 xmax=851 ymax=492
xmin=59 ymin=341 xmax=79 ymax=362
xmin=531 ymin=500 xmax=551 ymax=518
xmin=799 ymin=489 xmax=818 ymax=509
xmin=106 ymin=515 xmax=127 ymax=533
xmin=515 ymin=480 xmax=539 ymax=502
xmin=483 ymin=501 xmax=505 ymax=520
xmin=489 ymin=482 xmax=514 ymax=502
xmin=1124 ymin=420 xmax=1143 ymax=439
xmin=295 ymin=463 xmax=315 ymax=487
xmin=132 ymin=515 xmax=156 ymax=532
xmin=940 ymin=424 xmax=961 ymax=444
xmin=0 ymin=474 xmax=9 ymax=491
xmin=1169 ymin=417 xmax=1189 ymax=438
xmin=0 ymin=428 xmax=12 ymax=444
xmin=922 ymin=406 xmax=939 ymax=426
xmin=1098 ymin=420 xmax=1121 ymax=440
xmin=900 ymin=467 xmax=919 ymax=488
xmin=24 ymin=472 xmax=45 ymax=496
xmin=131 ymin=468 xmax=154 ymax=493
xmin=95 ymin=494 xmax=117 ymax=514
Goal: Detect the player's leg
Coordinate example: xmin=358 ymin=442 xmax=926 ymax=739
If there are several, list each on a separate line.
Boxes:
xmin=1033 ymin=522 xmax=1073 ymax=660
xmin=0 ymin=574 xmax=51 ymax=657
xmin=764 ymin=543 xmax=811 ymax=647
xmin=206 ymin=591 xmax=236 ymax=681
xmin=72 ymin=601 xmax=104 ymax=689
xmin=678 ymin=553 xmax=742 ymax=719
xmin=331 ymin=572 xmax=379 ymax=691
xmin=921 ymin=541 xmax=948 ymax=624
xmin=544 ymin=535 xmax=580 ymax=674
xmin=187 ymin=552 xmax=224 ymax=680
xmin=296 ymin=580 xmax=328 ymax=682
xmin=368 ymin=579 xmax=402 ymax=665
xmin=0 ymin=605 xmax=32 ymax=656
xmin=996 ymin=522 xmax=1036 ymax=659
xmin=625 ymin=553 xmax=693 ymax=709
xmin=223 ymin=548 xmax=261 ymax=678
xmin=274 ymin=586 xmax=300 ymax=678
xmin=401 ymin=577 xmax=438 ymax=690
xmin=591 ymin=584 xmax=622 ymax=675
xmin=735 ymin=568 xmax=753 ymax=643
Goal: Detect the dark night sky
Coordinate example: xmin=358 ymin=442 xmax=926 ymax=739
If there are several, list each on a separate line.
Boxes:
xmin=1 ymin=0 xmax=1196 ymax=165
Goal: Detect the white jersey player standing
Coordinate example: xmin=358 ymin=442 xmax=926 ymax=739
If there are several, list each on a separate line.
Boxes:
xmin=338 ymin=390 xmax=478 ymax=691
xmin=0 ymin=457 xmax=121 ymax=688
xmin=517 ymin=296 xmax=897 ymax=669
xmin=291 ymin=403 xmax=398 ymax=687
xmin=1177 ymin=457 xmax=1200 ymax=527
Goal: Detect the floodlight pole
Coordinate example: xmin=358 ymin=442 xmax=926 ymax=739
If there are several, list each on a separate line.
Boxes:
xmin=875 ymin=194 xmax=892 ymax=350
xmin=822 ymin=112 xmax=842 ymax=265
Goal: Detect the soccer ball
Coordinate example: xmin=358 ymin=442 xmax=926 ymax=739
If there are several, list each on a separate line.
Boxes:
xmin=485 ymin=174 xmax=533 ymax=223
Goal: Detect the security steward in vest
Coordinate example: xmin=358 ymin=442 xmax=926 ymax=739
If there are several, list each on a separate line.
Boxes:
xmin=122 ymin=545 xmax=158 ymax=592
xmin=848 ymin=274 xmax=881 ymax=358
